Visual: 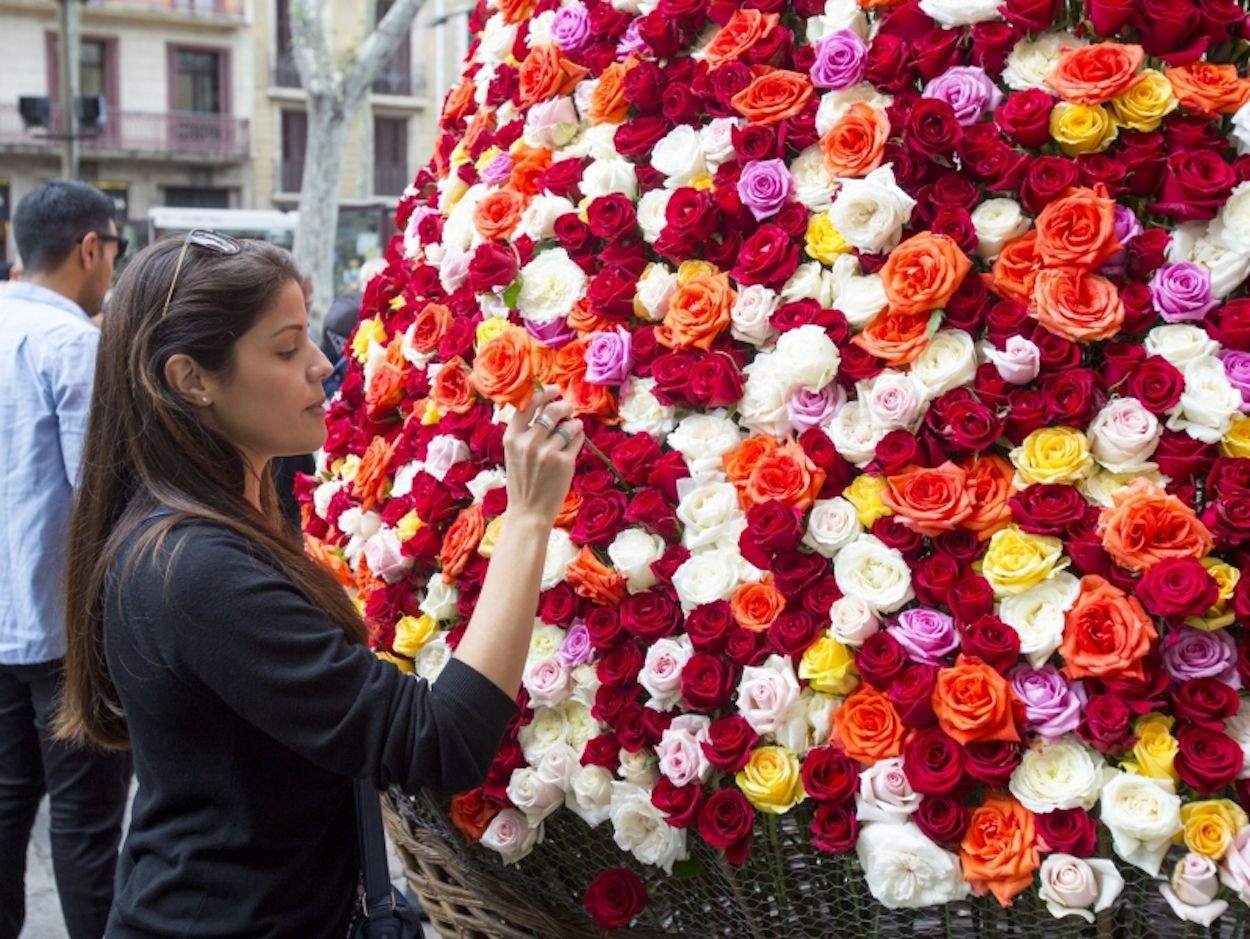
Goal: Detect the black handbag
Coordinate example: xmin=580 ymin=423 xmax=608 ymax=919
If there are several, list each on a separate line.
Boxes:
xmin=349 ymin=780 xmax=422 ymax=939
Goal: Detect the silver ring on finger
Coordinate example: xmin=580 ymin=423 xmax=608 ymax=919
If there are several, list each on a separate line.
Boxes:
xmin=532 ymin=414 xmax=554 ymax=432
xmin=553 ymin=427 xmax=573 ymax=447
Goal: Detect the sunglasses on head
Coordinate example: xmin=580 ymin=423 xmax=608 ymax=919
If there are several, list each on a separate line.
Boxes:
xmin=161 ymin=229 xmax=242 ymax=318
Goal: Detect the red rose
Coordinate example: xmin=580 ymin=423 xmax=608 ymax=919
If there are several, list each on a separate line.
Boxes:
xmin=1202 ymin=493 xmax=1250 ymax=547
xmin=1097 ymin=652 xmax=1170 ymax=712
xmin=799 ymin=427 xmax=857 ymax=496
xmin=912 ymin=553 xmax=961 ymax=609
xmin=583 ymin=868 xmax=648 ymax=931
xmin=1042 ymin=369 xmax=1104 ymax=426
xmin=1077 ymin=694 xmax=1136 ymax=754
xmin=1019 ymin=155 xmax=1079 ymax=215
xmin=800 ymin=746 xmax=861 ymax=801
xmin=1152 ymin=149 xmax=1237 ymax=222
xmin=725 ymin=626 xmax=768 ymax=667
xmin=680 ymin=653 xmax=737 ymax=712
xmin=733 ymin=123 xmax=780 ymax=161
xmin=969 ymin=22 xmax=1018 ymax=78
xmin=967 ymin=131 xmax=1029 ymax=191
xmin=1176 ymin=724 xmax=1243 ymax=795
xmin=1004 ymin=389 xmax=1050 ymax=445
xmin=933 ymin=529 xmax=984 ymax=565
xmin=1033 ymin=331 xmax=1084 ymax=374
xmin=920 ymin=171 xmax=982 ymax=218
xmin=964 ymin=740 xmax=1023 ymax=788
xmin=624 ymin=488 xmax=680 ymax=543
xmin=1010 ymin=484 xmax=1087 ymax=538
xmin=1210 ymin=299 xmax=1250 ymax=351
xmin=948 ymin=573 xmax=996 ymax=625
xmin=1077 ymin=153 xmax=1127 ymax=196
xmin=1000 ymin=0 xmax=1059 ymax=31
xmin=1137 ymin=557 xmax=1220 ymax=618
xmin=768 ymin=610 xmax=821 ymax=658
xmin=1118 ymin=130 xmax=1168 ymax=198
xmin=887 ymin=663 xmax=940 ymax=729
xmin=931 ymin=206 xmax=978 ymax=255
xmin=663 ymin=186 xmax=719 ymax=244
xmin=539 ymin=583 xmax=581 ymax=628
xmin=837 ymin=344 xmax=886 ymax=385
xmin=913 ymin=793 xmax=970 ymax=846
xmin=1035 ymin=808 xmax=1097 ymax=857
xmin=555 ymin=212 xmax=595 ymax=255
xmin=994 ymin=88 xmax=1055 ymax=149
xmin=902 ymin=728 xmax=965 ymax=794
xmin=648 ymin=451 xmax=690 ymax=504
xmin=613 ymin=114 xmax=670 ymax=159
xmin=593 ymin=684 xmax=632 ymax=724
xmin=698 ymin=789 xmax=755 ymax=864
xmin=1126 ymin=227 xmax=1171 ymax=280
xmin=1208 ymin=456 xmax=1250 ymax=493
xmin=1134 ymin=0 xmax=1210 ymax=63
xmin=685 ymin=600 xmax=736 ymax=653
xmin=651 ymin=777 xmax=703 ymax=829
xmin=972 ymin=363 xmax=1014 ymax=411
xmin=911 ymin=26 xmax=962 ymax=82
xmin=1087 ymin=0 xmax=1134 ymax=33
xmin=863 ymin=35 xmax=914 ymax=93
xmin=702 ymin=714 xmax=760 ymax=772
xmin=1173 ymin=677 xmax=1242 ymax=730
xmin=571 ymin=492 xmax=629 ymax=547
xmin=960 ymin=615 xmax=1022 ymax=673
xmin=800 ymin=575 xmax=842 ymax=620
xmin=587 ymin=193 xmax=639 ymax=242
xmin=596 ymin=642 xmax=644 ymax=687
xmin=944 ymin=276 xmax=993 ymax=337
xmin=810 ymin=803 xmax=859 ymax=854
xmin=731 ymin=224 xmax=800 ymax=288
xmin=1238 ymin=631 xmax=1250 ymax=685
xmin=619 ymin=589 xmax=683 ymax=643
xmin=466 ymin=242 xmax=518 ymax=292
xmin=1122 ymin=351 xmax=1182 ymax=414
xmin=870 ymin=516 xmax=925 ymax=560
xmin=689 ymin=351 xmax=745 ymax=409
xmin=873 ymin=430 xmax=926 ymax=475
xmin=904 ymin=98 xmax=962 ymax=159
xmin=623 ymin=60 xmax=664 ymax=112
xmin=771 ymin=550 xmax=831 ymax=597
xmin=615 ymin=701 xmax=651 ymax=752
xmin=855 ymin=632 xmax=909 ymax=689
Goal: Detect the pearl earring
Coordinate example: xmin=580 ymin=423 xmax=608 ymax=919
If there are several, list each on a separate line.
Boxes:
xmin=201 ymin=397 xmax=210 ymax=405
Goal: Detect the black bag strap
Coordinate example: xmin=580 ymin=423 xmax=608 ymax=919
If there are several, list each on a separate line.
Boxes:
xmin=353 ymin=779 xmax=398 ymax=922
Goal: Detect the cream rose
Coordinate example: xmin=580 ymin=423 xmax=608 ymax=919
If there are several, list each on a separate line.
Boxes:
xmin=580 ymin=157 xmax=638 ymax=200
xmin=780 ymin=261 xmax=838 ymax=308
xmin=639 ymin=636 xmax=694 ymax=711
xmin=609 ymin=782 xmax=689 ymax=873
xmin=835 ymin=274 xmax=889 ymax=330
xmin=804 ymin=497 xmax=863 ymax=557
xmin=507 ymin=766 xmax=565 ymax=826
xmin=677 ymin=479 xmax=746 ymax=551
xmin=617 ymin=747 xmax=660 ymax=788
xmin=699 ymin=117 xmax=739 ymax=167
xmin=1009 ymin=736 xmax=1111 ymax=814
xmin=481 ymin=808 xmax=540 ymax=864
xmin=834 ymin=534 xmax=915 ymax=614
xmin=1089 ymin=397 xmax=1161 ymax=474
xmin=516 ymin=193 xmax=576 ymax=242
xmin=1004 ymin=32 xmax=1088 ymax=92
xmin=790 ymin=145 xmax=838 ymax=210
xmin=815 ymin=85 xmax=893 ymax=137
xmin=856 ymin=822 xmax=969 ymax=908
xmin=1168 ymin=356 xmax=1243 ymax=444
xmin=655 ymin=714 xmax=712 ymax=787
xmin=651 ymin=125 xmax=708 ymax=188
xmin=860 ymin=369 xmax=929 ymax=432
xmin=856 ymin=757 xmax=921 ymax=824
xmin=608 ymin=527 xmax=666 ymax=593
xmin=828 ymin=165 xmax=917 ymax=254
xmin=517 ymin=248 xmax=587 ymax=324
xmin=827 ymin=400 xmax=891 ymax=466
xmin=829 ymin=595 xmax=881 ymax=646
xmin=773 ymin=324 xmax=842 ymax=392
xmin=805 ymin=0 xmax=868 ymax=41
xmin=1145 ymin=324 xmax=1220 ymax=370
xmin=619 ymin=378 xmax=676 ymax=438
xmin=1233 ymin=99 xmax=1250 ymax=155
xmin=541 ymin=528 xmax=578 ymax=590
xmin=983 ymin=335 xmax=1042 ymax=385
xmin=412 ymin=634 xmax=451 ymax=682
xmin=997 ymin=571 xmax=1081 ymax=668
xmin=635 ymin=263 xmax=677 ymax=321
xmin=919 ymin=0 xmax=1002 ymax=26
xmin=1172 ymin=220 xmax=1250 ymax=300
xmin=1101 ymin=772 xmax=1183 ymax=876
xmin=418 ymin=578 xmax=459 ymax=622
xmin=565 ymin=764 xmax=614 ymax=827
xmin=913 ymin=330 xmax=977 ymax=397
xmin=1161 ymin=853 xmax=1228 ymax=927
xmin=667 ymin=412 xmax=743 ymax=473
xmin=736 ymin=654 xmax=806 ymax=740
xmin=1039 ymin=855 xmax=1124 ymax=924
xmin=739 ymin=361 xmax=794 ymax=439
xmin=731 ymin=284 xmax=780 ymax=346
xmin=971 ymin=198 xmax=1032 ymax=260
xmin=518 ymin=705 xmax=569 ymax=765
xmin=671 ymin=548 xmax=745 ymax=612
xmin=636 ymin=189 xmax=674 ymax=245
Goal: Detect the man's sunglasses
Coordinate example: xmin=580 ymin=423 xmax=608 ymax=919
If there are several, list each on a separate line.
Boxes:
xmin=80 ymin=231 xmax=128 ymax=259
xmin=161 ymin=229 xmax=241 ymax=318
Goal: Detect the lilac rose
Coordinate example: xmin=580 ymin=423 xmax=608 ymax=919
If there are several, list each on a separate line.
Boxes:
xmin=737 ymin=159 xmax=794 ymax=222
xmin=584 ymin=327 xmax=633 ymax=385
xmin=1009 ymin=664 xmax=1086 ymax=739
xmin=922 ymin=66 xmax=1003 ymax=126
xmin=1149 ymin=262 xmax=1218 ymax=323
xmin=809 ymin=29 xmax=868 ymax=90
xmin=886 ymin=608 xmax=960 ymax=666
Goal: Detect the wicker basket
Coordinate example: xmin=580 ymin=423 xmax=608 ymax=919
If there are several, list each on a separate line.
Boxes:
xmin=383 ymin=788 xmax=1249 ymax=939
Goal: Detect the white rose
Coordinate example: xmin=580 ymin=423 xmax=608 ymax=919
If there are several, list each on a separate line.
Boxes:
xmin=518 ymin=706 xmax=569 ymax=765
xmin=609 ymin=782 xmax=689 ymax=873
xmin=526 ymin=9 xmax=557 ymax=47
xmin=480 ymin=808 xmax=540 ymax=864
xmin=1234 ymin=99 xmax=1250 ymax=155
xmin=1217 ymin=180 xmax=1250 ymax=251
xmin=699 ymin=117 xmax=739 ymax=167
xmin=998 ymin=571 xmax=1081 ymax=668
xmin=829 ymin=165 xmax=917 ymax=254
xmin=815 ymin=85 xmax=893 ymax=137
xmin=362 ymin=528 xmax=412 ymax=585
xmin=736 ymin=654 xmax=805 ymax=741
xmin=1081 ymin=470 xmax=1163 ymax=509
xmin=731 ymin=284 xmax=780 ymax=346
xmin=1088 ymin=398 xmax=1161 ymax=474
xmin=466 ymin=467 xmax=507 ymax=503
xmin=477 ymin=13 xmax=516 ymax=65
xmin=739 ymin=362 xmax=794 ymax=439
xmin=1162 ymin=853 xmax=1229 ymax=927
xmin=1145 ymin=324 xmax=1219 ymax=370
xmin=672 ymin=549 xmax=742 ymax=612
xmin=1004 ymin=32 xmax=1087 ymax=92
xmin=774 ymin=324 xmax=842 ymax=392
xmin=920 ymin=0 xmax=1002 ymax=26
xmin=983 ymin=335 xmax=1041 ymax=385
xmin=856 ymin=757 xmax=921 ymax=824
xmin=651 ymin=125 xmax=707 ymax=188
xmin=856 ymin=822 xmax=969 ymax=909
xmin=608 ymin=527 xmax=666 ymax=593
xmin=860 ymin=369 xmax=929 ymax=432
xmin=826 ymin=400 xmax=890 ymax=466
xmin=423 ymin=434 xmax=469 ymax=482
xmin=536 ymin=742 xmax=581 ymax=791
xmin=639 ymin=636 xmax=694 ymax=711
xmin=339 ymin=506 xmax=381 ymax=561
xmin=835 ymin=274 xmax=888 ymax=330
xmin=635 ymin=263 xmax=677 ymax=320
xmin=636 ymin=189 xmax=673 ymax=245
xmin=1009 ymin=736 xmax=1111 ymax=814
xmin=516 ymin=193 xmax=577 ymax=242
xmin=1039 ymin=855 xmax=1125 ymax=924
xmin=1225 ymin=710 xmax=1250 ymax=779
xmin=563 ymin=700 xmax=596 ymax=753
xmin=507 ymin=767 xmax=565 ymax=826
xmin=667 ymin=413 xmax=743 ymax=474
xmin=1169 ymin=356 xmax=1242 ymax=444
xmin=528 ymin=624 xmax=565 ymax=661
xmin=779 ymin=261 xmax=837 ymax=308
xmin=569 ymin=663 xmax=600 ymax=710
xmin=418 ymin=578 xmax=459 ymax=622
xmin=804 ymin=497 xmax=863 ymax=557
xmin=437 ymin=247 xmax=470 ymax=293
xmin=517 ymin=248 xmax=587 ymax=324
xmin=790 ymin=145 xmax=838 ymax=211
xmin=617 ymin=747 xmax=659 ymax=787
xmin=581 ymin=157 xmax=638 ymax=200
xmin=971 ymin=198 xmax=1032 ymax=261
xmin=565 ymin=764 xmax=614 ymax=827
xmin=619 ymin=378 xmax=677 ymax=438
xmin=412 ymin=634 xmax=451 ymax=682
xmin=834 ymin=534 xmax=915 ymax=614
xmin=541 ymin=528 xmax=579 ymax=590
xmin=913 ymin=330 xmax=976 ymax=397
xmin=523 ymin=654 xmax=573 ymax=709
xmin=1100 ymin=772 xmax=1183 ymax=876
xmin=829 ymin=596 xmax=880 ymax=646
xmin=655 ymin=714 xmax=712 ymax=787
xmin=806 ymin=0 xmax=868 ymax=41
xmin=677 ymin=479 xmax=745 ymax=551
xmin=442 ymin=183 xmax=486 ymax=252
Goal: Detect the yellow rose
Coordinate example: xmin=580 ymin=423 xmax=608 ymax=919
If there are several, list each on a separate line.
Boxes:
xmin=736 ymin=746 xmax=805 ymax=814
xmin=338 ymin=454 xmax=362 ymax=484
xmin=475 ymin=316 xmax=511 ymax=352
xmin=395 ymin=510 xmax=425 ymax=543
xmin=843 ymin=474 xmax=893 ymax=528
xmin=805 ymin=212 xmax=851 ymax=266
xmin=677 ymin=259 xmax=719 ymax=283
xmin=351 ymin=316 xmax=386 ymax=364
xmin=478 ymin=514 xmax=506 ymax=558
xmin=1186 ymin=559 xmax=1240 ymax=631
xmin=1181 ymin=800 xmax=1248 ymax=860
xmin=375 ymin=651 xmax=415 ymax=673
xmin=1050 ymin=102 xmax=1118 ymax=156
xmin=420 ymin=400 xmax=442 ymax=425
xmin=799 ymin=635 xmax=858 ymax=695
xmin=1109 ymin=70 xmax=1178 ymax=132
xmin=1122 ymin=713 xmax=1179 ymax=783
xmin=475 ymin=145 xmax=502 ymax=171
xmin=392 ymin=614 xmax=438 ymax=658
xmin=979 ymin=525 xmax=1067 ymax=597
xmin=1221 ymin=415 xmax=1250 ymax=458
xmin=690 ymin=172 xmax=715 ymax=191
xmin=1010 ymin=427 xmax=1095 ymax=485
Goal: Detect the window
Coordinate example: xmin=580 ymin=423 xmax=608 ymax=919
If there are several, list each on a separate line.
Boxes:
xmin=372 ymin=0 xmax=412 ymax=96
xmin=174 ymin=49 xmax=222 ymax=113
xmin=163 ymin=187 xmax=230 ymax=208
xmin=80 ymin=40 xmax=106 ymax=99
xmin=273 ymin=0 xmax=300 ymax=87
xmin=373 ymin=116 xmax=408 ymax=196
xmin=280 ymin=109 xmax=307 ymax=193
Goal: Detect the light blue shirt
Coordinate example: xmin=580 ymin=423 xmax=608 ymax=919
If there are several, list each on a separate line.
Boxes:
xmin=0 ymin=282 xmax=99 ymax=664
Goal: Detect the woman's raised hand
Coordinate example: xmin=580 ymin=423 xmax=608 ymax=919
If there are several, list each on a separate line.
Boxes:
xmin=502 ymin=385 xmax=584 ymax=526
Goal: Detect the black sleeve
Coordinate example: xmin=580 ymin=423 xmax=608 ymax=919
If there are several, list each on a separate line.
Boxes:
xmin=125 ymin=523 xmax=517 ymax=794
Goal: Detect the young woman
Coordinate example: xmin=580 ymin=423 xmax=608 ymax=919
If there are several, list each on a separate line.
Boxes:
xmin=54 ymin=232 xmax=584 ymax=937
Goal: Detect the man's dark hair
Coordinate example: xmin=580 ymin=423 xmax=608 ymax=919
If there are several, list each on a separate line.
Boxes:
xmin=13 ymin=179 xmax=116 ymax=274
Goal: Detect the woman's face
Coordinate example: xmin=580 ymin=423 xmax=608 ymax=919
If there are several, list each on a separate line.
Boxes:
xmin=201 ymin=279 xmax=333 ymax=469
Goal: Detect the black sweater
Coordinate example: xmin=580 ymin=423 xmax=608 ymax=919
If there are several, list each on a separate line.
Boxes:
xmin=102 ymin=517 xmax=517 ymax=938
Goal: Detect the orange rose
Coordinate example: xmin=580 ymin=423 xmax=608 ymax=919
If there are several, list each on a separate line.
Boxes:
xmin=1033 ymin=186 xmax=1120 ymax=270
xmin=499 ymin=0 xmax=535 ymax=24
xmin=365 ymin=361 xmax=404 ymax=420
xmin=548 ymin=339 xmax=618 ymax=421
xmin=567 ymin=298 xmax=619 ymax=336
xmin=304 ymin=532 xmax=355 ymax=588
xmin=442 ymin=79 xmax=476 ymax=122
xmin=655 ymin=270 xmax=735 ymax=351
xmin=880 ymin=462 xmax=973 ymax=536
xmin=588 ymin=60 xmax=630 ymax=125
xmin=565 ymin=545 xmax=627 ymax=605
xmin=1165 ymin=62 xmax=1250 ymax=116
xmin=832 ymin=684 xmax=905 ymax=766
xmin=705 ymin=10 xmax=779 ymax=68
xmin=508 ymin=142 xmax=554 ymax=197
xmin=1098 ymin=476 xmax=1214 ymax=572
xmin=819 ymin=101 xmax=890 ymax=178
xmin=411 ymin=302 xmax=452 ymax=354
xmin=731 ymin=576 xmax=786 ymax=632
xmin=440 ymin=504 xmax=485 ymax=583
xmin=932 ymin=655 xmax=1020 ymax=746
xmin=553 ymin=489 xmax=583 ymax=529
xmin=989 ymin=230 xmax=1041 ymax=304
xmin=430 ymin=356 xmax=475 ymax=414
xmin=461 ymin=112 xmax=495 ymax=162
xmin=743 ymin=441 xmax=825 ymax=512
xmin=1046 ymin=43 xmax=1144 ymax=104
xmin=1060 ymin=574 xmax=1158 ymax=681
xmin=960 ymin=794 xmax=1040 ymax=907
xmin=723 ymin=435 xmax=781 ymax=486
xmin=530 ymin=341 xmax=558 ymax=387
xmin=959 ymin=455 xmax=1015 ymax=540
xmin=450 ymin=788 xmax=504 ymax=845
xmin=850 ymin=309 xmax=931 ymax=367
xmin=730 ymin=69 xmax=814 ymax=126
xmin=353 ymin=436 xmax=395 ymax=512
xmin=518 ymin=44 xmax=588 ymax=106
xmin=1031 ymin=268 xmax=1125 ymax=342
xmin=472 ymin=188 xmax=527 ymax=242
xmin=471 ymin=327 xmax=536 ymax=410
xmin=880 ymin=232 xmax=972 ymax=316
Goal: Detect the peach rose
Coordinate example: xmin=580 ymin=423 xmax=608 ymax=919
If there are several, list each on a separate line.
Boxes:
xmin=1034 ymin=186 xmax=1121 ymax=270
xmin=705 ymin=10 xmax=779 ymax=67
xmin=1060 ymin=574 xmax=1158 ymax=680
xmin=960 ymin=794 xmax=1040 ymax=907
xmin=731 ymin=576 xmax=787 ymax=633
xmin=833 ymin=684 xmax=906 ymax=766
xmin=989 ymin=230 xmax=1041 ymax=304
xmin=471 ymin=326 xmax=536 ymax=410
xmin=566 ymin=544 xmax=627 ymax=605
xmin=518 ymin=43 xmax=589 ymax=106
xmin=850 ymin=309 xmax=931 ymax=367
xmin=933 ymin=655 xmax=1021 ymax=746
xmin=724 ymin=435 xmax=781 ymax=486
xmin=1046 ymin=43 xmax=1144 ymax=104
xmin=819 ymin=102 xmax=890 ymax=178
xmin=508 ymin=143 xmax=554 ymax=197
xmin=880 ymin=231 xmax=972 ymax=316
xmin=430 ymin=356 xmax=476 ymax=414
xmin=743 ymin=441 xmax=826 ymax=512
xmin=959 ymin=455 xmax=1016 ymax=540
xmin=588 ymin=60 xmax=630 ymax=125
xmin=473 ymin=188 xmax=527 ymax=242
xmin=1164 ymin=63 xmax=1250 ymax=116
xmin=365 ymin=361 xmax=404 ymax=420
xmin=353 ymin=436 xmax=396 ymax=512
xmin=655 ymin=270 xmax=736 ymax=351
xmin=411 ymin=302 xmax=452 ymax=354
xmin=880 ymin=462 xmax=973 ymax=536
xmin=1098 ymin=477 xmax=1214 ymax=572
xmin=440 ymin=504 xmax=485 ymax=582
xmin=1032 ymin=268 xmax=1125 ymax=342
xmin=730 ymin=69 xmax=814 ymax=126
xmin=305 ymin=532 xmax=355 ymax=588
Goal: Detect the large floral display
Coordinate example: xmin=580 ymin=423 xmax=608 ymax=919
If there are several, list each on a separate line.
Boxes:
xmin=300 ymin=0 xmax=1250 ymax=930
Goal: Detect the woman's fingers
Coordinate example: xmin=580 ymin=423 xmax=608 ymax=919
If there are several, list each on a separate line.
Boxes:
xmin=510 ymin=384 xmax=559 ymax=434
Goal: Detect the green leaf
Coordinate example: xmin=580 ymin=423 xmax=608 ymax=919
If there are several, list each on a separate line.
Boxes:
xmin=503 ymin=279 xmax=522 ymax=309
xmin=671 ymin=857 xmax=705 ymax=880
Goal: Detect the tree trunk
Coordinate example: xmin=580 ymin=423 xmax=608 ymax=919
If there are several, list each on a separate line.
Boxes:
xmin=294 ymin=92 xmax=354 ymax=326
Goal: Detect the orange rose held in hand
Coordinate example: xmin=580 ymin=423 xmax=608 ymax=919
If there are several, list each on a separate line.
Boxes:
xmin=471 ymin=326 xmax=536 ymax=409
xmin=1033 ymin=186 xmax=1120 ymax=270
xmin=1098 ymin=476 xmax=1215 ymax=572
xmin=833 ymin=684 xmax=905 ymax=765
xmin=1060 ymin=574 xmax=1158 ymax=681
xmin=932 ymin=655 xmax=1020 ymax=746
xmin=819 ymin=101 xmax=890 ymax=178
xmin=704 ymin=9 xmax=779 ymax=68
xmin=880 ymin=461 xmax=973 ymax=536
xmin=1031 ymin=268 xmax=1125 ymax=342
xmin=655 ymin=270 xmax=736 ymax=350
xmin=742 ymin=441 xmax=826 ymax=512
xmin=731 ymin=576 xmax=786 ymax=632
xmin=730 ymin=70 xmax=814 ymax=126
xmin=960 ymin=794 xmax=1040 ymax=907
xmin=1046 ymin=43 xmax=1144 ymax=104
xmin=880 ymin=231 xmax=972 ymax=316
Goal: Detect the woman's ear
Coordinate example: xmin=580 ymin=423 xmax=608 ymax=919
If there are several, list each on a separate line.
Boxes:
xmin=164 ymin=353 xmax=214 ymax=408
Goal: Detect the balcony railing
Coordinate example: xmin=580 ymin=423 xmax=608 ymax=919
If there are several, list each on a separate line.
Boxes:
xmin=272 ymin=56 xmax=302 ymax=89
xmin=0 ymin=105 xmax=250 ymax=160
xmin=272 ymin=59 xmax=427 ymax=98
xmin=91 ymin=0 xmax=246 ymax=19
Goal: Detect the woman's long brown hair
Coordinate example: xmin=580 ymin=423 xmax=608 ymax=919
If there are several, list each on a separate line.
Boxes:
xmin=54 ymin=236 xmax=367 ymax=751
